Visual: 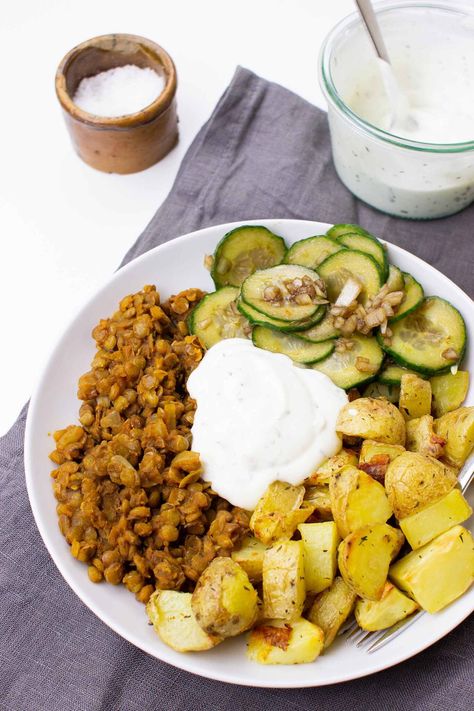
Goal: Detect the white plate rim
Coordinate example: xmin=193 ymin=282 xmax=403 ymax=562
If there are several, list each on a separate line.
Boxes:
xmin=24 ymin=218 xmax=474 ymax=688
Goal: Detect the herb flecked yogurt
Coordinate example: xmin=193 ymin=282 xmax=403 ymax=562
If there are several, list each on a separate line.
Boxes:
xmin=319 ymin=2 xmax=474 ymax=219
xmin=187 ymin=338 xmax=347 ymax=510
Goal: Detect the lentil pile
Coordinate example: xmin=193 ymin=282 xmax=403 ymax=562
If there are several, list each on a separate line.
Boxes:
xmin=50 ymin=285 xmax=250 ymax=604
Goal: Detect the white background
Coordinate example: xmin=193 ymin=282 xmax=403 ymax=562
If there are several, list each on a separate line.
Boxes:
xmin=0 ymin=0 xmax=354 ymax=435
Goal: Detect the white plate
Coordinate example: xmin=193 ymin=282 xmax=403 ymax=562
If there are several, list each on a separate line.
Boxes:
xmin=25 ymin=219 xmax=474 ymax=688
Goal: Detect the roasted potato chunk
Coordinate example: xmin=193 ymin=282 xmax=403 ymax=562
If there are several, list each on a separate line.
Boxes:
xmin=231 ymin=536 xmax=267 ymax=583
xmin=336 ymin=398 xmax=406 ymax=445
xmin=307 ymin=576 xmax=357 ymax=649
xmin=358 ymin=440 xmax=405 ymax=483
xmin=406 ymin=415 xmax=446 ymax=459
xmin=263 ymin=540 xmax=305 ymax=620
xmin=338 ymin=523 xmax=404 ymax=601
xmin=434 ymin=407 xmax=474 ymax=468
xmin=390 ymin=525 xmax=474 ymax=613
xmin=303 ymin=485 xmax=332 ymax=521
xmin=399 ymin=489 xmax=472 ymax=550
xmin=355 ymin=582 xmax=418 ymax=631
xmin=147 ymin=590 xmax=222 ymax=652
xmin=399 ymin=374 xmax=431 ymax=421
xmin=247 ymin=618 xmax=324 ymax=665
xmin=250 ymin=481 xmax=312 ymax=545
xmin=298 ymin=522 xmax=340 ymax=593
xmin=307 ymin=448 xmax=359 ymax=486
xmin=191 ymin=558 xmax=258 ymax=637
xmin=329 ymin=465 xmax=393 ymax=538
xmin=384 ymin=451 xmax=458 ymax=520
xmin=431 ymin=371 xmax=469 ymax=417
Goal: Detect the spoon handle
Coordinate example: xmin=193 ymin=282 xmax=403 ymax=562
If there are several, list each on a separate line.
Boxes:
xmin=354 ymin=0 xmax=391 ymax=63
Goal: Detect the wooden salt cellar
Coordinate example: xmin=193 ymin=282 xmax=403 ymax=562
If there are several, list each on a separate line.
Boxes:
xmin=55 ymin=34 xmax=178 ymax=174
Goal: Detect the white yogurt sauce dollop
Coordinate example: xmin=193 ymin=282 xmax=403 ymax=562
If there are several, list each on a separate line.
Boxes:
xmin=187 ymin=338 xmax=348 ymax=510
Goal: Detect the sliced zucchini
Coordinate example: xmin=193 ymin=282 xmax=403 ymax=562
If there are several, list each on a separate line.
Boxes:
xmin=237 ymin=298 xmax=325 ymax=333
xmin=284 ymin=235 xmax=345 ymax=268
xmin=385 ymin=265 xmax=404 ymax=292
xmin=252 ymin=326 xmax=335 ymax=364
xmin=326 ymin=224 xmax=372 ymax=240
xmin=390 ymin=273 xmax=424 ymax=323
xmin=188 ymin=287 xmax=250 ymax=348
xmin=312 ymin=335 xmax=384 ymax=389
xmin=337 ymin=233 xmax=388 ymax=281
xmin=379 ymin=363 xmax=418 ymax=385
xmin=241 ymin=265 xmax=326 ymax=322
xmin=298 ymin=312 xmax=340 ymax=343
xmin=378 ymin=296 xmax=466 ymax=376
xmin=318 ymin=250 xmax=382 ymax=305
xmin=211 ymin=225 xmax=286 ymax=288
xmin=363 ymin=381 xmax=400 ymax=404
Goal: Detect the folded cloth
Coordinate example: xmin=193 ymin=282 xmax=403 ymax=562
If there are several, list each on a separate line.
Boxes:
xmin=1 ymin=67 xmax=472 ymax=711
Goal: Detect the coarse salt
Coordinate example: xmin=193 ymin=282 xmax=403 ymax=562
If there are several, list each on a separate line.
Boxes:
xmin=73 ymin=64 xmax=165 ymax=117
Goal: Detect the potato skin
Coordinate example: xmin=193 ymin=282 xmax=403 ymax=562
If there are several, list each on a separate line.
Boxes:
xmin=147 ymin=590 xmax=222 ymax=652
xmin=191 ymin=557 xmax=258 ymax=637
xmin=434 ymin=406 xmax=474 ymax=468
xmin=307 ymin=576 xmax=356 ymax=648
xmin=329 ymin=465 xmax=392 ymax=538
xmin=307 ymin=448 xmax=359 ymax=486
xmin=399 ymin=374 xmax=431 ymax=421
xmin=384 ymin=451 xmax=458 ymax=520
xmin=405 ymin=415 xmax=446 ymax=459
xmin=250 ymin=481 xmax=311 ymax=545
xmin=336 ymin=398 xmax=406 ymax=445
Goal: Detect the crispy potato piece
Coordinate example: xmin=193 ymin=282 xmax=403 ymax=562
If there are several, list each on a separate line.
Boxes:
xmin=336 ymin=398 xmax=406 ymax=445
xmin=355 ymin=582 xmax=418 ymax=631
xmin=191 ymin=558 xmax=258 ymax=637
xmin=307 ymin=448 xmax=359 ymax=486
xmin=338 ymin=523 xmax=404 ymax=601
xmin=399 ymin=374 xmax=432 ymax=421
xmin=298 ymin=522 xmax=340 ymax=593
xmin=250 ymin=481 xmax=312 ymax=545
xmin=231 ymin=536 xmax=267 ymax=583
xmin=390 ymin=525 xmax=474 ymax=613
xmin=263 ymin=540 xmax=305 ymax=621
xmin=434 ymin=407 xmax=474 ymax=468
xmin=359 ymin=440 xmax=405 ymax=483
xmin=303 ymin=485 xmax=332 ymax=521
xmin=329 ymin=465 xmax=393 ymax=538
xmin=247 ymin=618 xmax=324 ymax=665
xmin=399 ymin=489 xmax=472 ymax=549
xmin=431 ymin=371 xmax=469 ymax=417
xmin=146 ymin=590 xmax=222 ymax=652
xmin=406 ymin=415 xmax=446 ymax=459
xmin=307 ymin=576 xmax=357 ymax=649
xmin=384 ymin=451 xmax=458 ymax=520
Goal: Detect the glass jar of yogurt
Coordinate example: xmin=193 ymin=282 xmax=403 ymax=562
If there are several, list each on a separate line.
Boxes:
xmin=319 ymin=0 xmax=474 ymax=219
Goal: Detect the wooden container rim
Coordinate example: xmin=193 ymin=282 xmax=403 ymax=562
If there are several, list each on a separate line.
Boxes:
xmin=55 ymin=33 xmax=177 ymax=129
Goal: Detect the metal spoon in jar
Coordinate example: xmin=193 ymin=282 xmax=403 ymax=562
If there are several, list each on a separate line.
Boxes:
xmin=354 ymin=0 xmax=417 ymax=133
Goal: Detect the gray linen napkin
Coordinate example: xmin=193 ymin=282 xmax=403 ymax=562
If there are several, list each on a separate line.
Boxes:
xmin=1 ymin=67 xmax=473 ymax=711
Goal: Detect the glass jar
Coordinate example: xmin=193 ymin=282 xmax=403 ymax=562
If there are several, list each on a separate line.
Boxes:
xmin=319 ymin=1 xmax=474 ymax=219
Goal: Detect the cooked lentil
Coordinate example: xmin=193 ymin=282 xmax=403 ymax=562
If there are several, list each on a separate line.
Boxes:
xmin=50 ymin=285 xmax=250 ymax=603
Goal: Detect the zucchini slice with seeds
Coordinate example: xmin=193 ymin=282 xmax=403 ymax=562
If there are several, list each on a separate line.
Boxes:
xmin=312 ymin=335 xmax=384 ymax=390
xmin=188 ymin=287 xmax=250 ymax=349
xmin=284 ymin=235 xmax=345 ymax=268
xmin=237 ymin=298 xmax=325 ymax=332
xmin=363 ymin=381 xmax=400 ymax=403
xmin=326 ymin=224 xmax=372 ymax=240
xmin=336 ymin=232 xmax=388 ymax=281
xmin=379 ymin=363 xmax=419 ymax=385
xmin=318 ymin=250 xmax=383 ymax=305
xmin=297 ymin=312 xmax=340 ymax=343
xmin=241 ymin=264 xmax=326 ymax=322
xmin=389 ymin=273 xmax=424 ymax=323
xmin=211 ymin=225 xmax=287 ymax=288
xmin=385 ymin=265 xmax=404 ymax=292
xmin=378 ymin=296 xmax=466 ymax=376
xmin=252 ymin=326 xmax=335 ymax=364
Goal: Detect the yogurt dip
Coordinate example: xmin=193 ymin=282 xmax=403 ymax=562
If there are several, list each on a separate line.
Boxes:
xmin=320 ymin=2 xmax=474 ymax=219
xmin=187 ymin=338 xmax=347 ymax=510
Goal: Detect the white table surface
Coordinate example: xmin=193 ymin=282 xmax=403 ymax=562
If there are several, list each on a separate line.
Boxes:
xmin=0 ymin=0 xmax=354 ymax=435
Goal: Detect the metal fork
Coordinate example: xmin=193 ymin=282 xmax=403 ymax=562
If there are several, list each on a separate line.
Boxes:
xmin=340 ymin=463 xmax=474 ymax=653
